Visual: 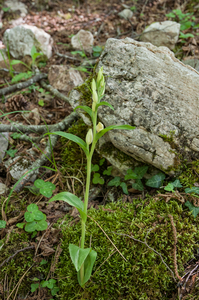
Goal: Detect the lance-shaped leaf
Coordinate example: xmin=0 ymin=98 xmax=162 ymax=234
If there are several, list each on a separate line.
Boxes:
xmin=48 ymin=192 xmax=87 ymax=222
xmin=96 ymin=101 xmax=114 ymax=111
xmin=69 ymin=244 xmax=91 ymax=272
xmin=74 ymin=106 xmax=93 ymax=121
xmin=96 ymin=125 xmax=135 ymax=140
xmin=77 ymin=249 xmax=97 ymax=286
xmin=46 ymin=132 xmax=89 ymax=156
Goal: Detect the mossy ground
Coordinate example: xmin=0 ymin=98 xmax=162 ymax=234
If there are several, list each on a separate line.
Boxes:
xmin=55 ymin=196 xmax=199 ymax=300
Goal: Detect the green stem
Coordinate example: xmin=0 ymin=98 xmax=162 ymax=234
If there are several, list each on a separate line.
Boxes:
xmin=79 ymin=110 xmax=97 ymax=285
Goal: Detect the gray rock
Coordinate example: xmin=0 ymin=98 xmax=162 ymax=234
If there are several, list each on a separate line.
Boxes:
xmin=69 ymin=38 xmax=199 ymax=175
xmin=140 ymin=21 xmax=180 ymax=50
xmin=4 ymin=0 xmax=28 ymax=17
xmin=4 ymin=156 xmax=37 ymax=181
xmin=3 ymin=25 xmax=53 ymax=59
xmin=0 ymin=132 xmax=9 ymax=162
xmin=71 ymin=29 xmax=94 ymax=53
xmin=118 ymin=9 xmax=133 ymax=20
xmin=183 ymin=58 xmax=199 ymax=72
xmin=0 ymin=183 xmax=8 ymax=194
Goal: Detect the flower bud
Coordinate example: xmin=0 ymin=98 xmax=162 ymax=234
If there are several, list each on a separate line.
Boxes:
xmin=92 ymin=101 xmax=96 ymax=112
xmin=91 ymin=79 xmax=96 ymax=93
xmin=97 ymin=67 xmax=103 ymax=85
xmin=96 ymin=122 xmax=104 ymax=133
xmin=86 ymin=129 xmax=93 ymax=145
xmin=92 ymin=89 xmax=98 ymax=103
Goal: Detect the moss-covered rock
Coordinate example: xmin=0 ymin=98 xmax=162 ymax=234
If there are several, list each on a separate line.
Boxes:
xmin=56 ymin=197 xmax=199 ymax=300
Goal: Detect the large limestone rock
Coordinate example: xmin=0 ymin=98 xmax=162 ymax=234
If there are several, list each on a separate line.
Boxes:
xmin=140 ymin=21 xmax=180 ymax=50
xmin=69 ymin=38 xmax=199 ymax=175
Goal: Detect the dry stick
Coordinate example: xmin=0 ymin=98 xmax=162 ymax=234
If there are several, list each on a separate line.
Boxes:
xmin=55 ymin=51 xmax=82 ymax=62
xmin=0 ymin=111 xmax=79 ymax=134
xmin=0 ymin=246 xmax=35 ymax=268
xmin=0 ymin=73 xmax=47 ymax=96
xmin=112 ymin=230 xmax=176 ymax=282
xmin=40 ymin=79 xmax=71 ymax=104
xmin=87 ymin=215 xmax=127 ymax=262
xmin=7 ymin=264 xmax=34 ymax=300
xmin=168 ymin=214 xmax=183 ymax=282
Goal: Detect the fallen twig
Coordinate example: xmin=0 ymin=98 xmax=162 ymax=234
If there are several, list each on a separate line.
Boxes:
xmin=0 ymin=246 xmax=34 ymax=268
xmin=40 ymin=79 xmax=71 ymax=104
xmin=0 ymin=73 xmax=48 ymax=96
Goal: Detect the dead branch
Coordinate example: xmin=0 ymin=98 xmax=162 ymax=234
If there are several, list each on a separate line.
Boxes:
xmin=0 ymin=111 xmax=79 ymax=134
xmin=39 ymin=79 xmax=71 ymax=104
xmin=0 ymin=246 xmax=34 ymax=268
xmin=0 ymin=73 xmax=48 ymax=96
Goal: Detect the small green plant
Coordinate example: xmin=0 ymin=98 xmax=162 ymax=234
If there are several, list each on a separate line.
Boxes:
xmin=164 ymin=179 xmax=182 ymax=192
xmin=92 ymin=46 xmax=103 ymax=58
xmin=184 ymin=187 xmax=199 ymax=217
xmin=71 ymin=50 xmax=86 ymax=58
xmin=0 ymin=220 xmax=6 ymax=229
xmin=146 ymin=172 xmax=166 ymax=188
xmin=46 ymin=67 xmax=135 ymax=287
xmin=17 ymin=203 xmax=48 ymax=234
xmin=5 ymin=146 xmax=18 ymax=158
xmin=34 ymin=179 xmax=56 ymax=198
xmin=31 ymin=277 xmax=59 ymax=297
xmin=166 ymin=9 xmax=198 ymax=41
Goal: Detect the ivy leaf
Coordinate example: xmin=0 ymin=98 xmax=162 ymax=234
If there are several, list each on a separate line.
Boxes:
xmin=108 ymin=176 xmax=121 ymax=187
xmin=185 ymin=201 xmax=199 ymax=218
xmin=132 ymin=179 xmax=144 ymax=191
xmin=145 ymin=173 xmax=166 ymax=188
xmin=120 ymin=182 xmax=128 ymax=194
xmin=185 ymin=187 xmax=199 ymax=195
xmin=164 ymin=183 xmax=174 ymax=192
xmin=172 ymin=179 xmax=183 ymax=188
xmin=125 ymin=169 xmax=137 ymax=180
xmin=31 ymin=283 xmax=39 ymax=293
xmin=134 ymin=166 xmax=148 ymax=179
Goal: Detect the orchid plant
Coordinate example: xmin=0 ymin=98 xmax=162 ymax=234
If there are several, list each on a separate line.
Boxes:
xmin=47 ymin=67 xmax=135 ymax=287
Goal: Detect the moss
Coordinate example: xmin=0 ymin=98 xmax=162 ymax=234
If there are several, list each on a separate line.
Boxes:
xmin=0 ymin=231 xmax=51 ymax=298
xmin=179 ymin=160 xmax=199 ymax=188
xmin=56 ymin=197 xmax=199 ymax=299
xmin=159 ymin=131 xmax=176 ymax=146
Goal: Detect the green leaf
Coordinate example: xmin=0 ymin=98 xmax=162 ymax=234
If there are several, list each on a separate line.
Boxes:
xmin=6 ymin=149 xmax=18 ymax=157
xmin=96 ymin=125 xmax=135 ymax=140
xmin=11 ymin=133 xmax=21 ymax=139
xmin=132 ymin=179 xmax=144 ymax=191
xmin=24 ymin=211 xmax=35 ymax=222
xmin=69 ymin=244 xmax=91 ymax=272
xmin=96 ymin=101 xmax=114 ymax=111
xmin=47 ymin=132 xmax=89 ymax=156
xmin=99 ymin=158 xmax=105 ymax=166
xmin=27 ymin=203 xmax=39 ymax=212
xmin=91 ymin=164 xmax=99 ymax=172
xmin=145 ymin=172 xmax=166 ymax=188
xmin=180 ymin=21 xmax=192 ymax=31
xmin=108 ymin=176 xmax=121 ymax=187
xmin=51 ymin=286 xmax=59 ymax=296
xmin=0 ymin=220 xmax=6 ymax=228
xmin=31 ymin=283 xmax=39 ymax=293
xmin=31 ymin=45 xmax=37 ymax=58
xmin=185 ymin=201 xmax=199 ymax=218
xmin=103 ymin=166 xmax=113 ymax=176
xmin=35 ymin=219 xmax=48 ymax=231
xmin=33 ymin=210 xmax=45 ymax=221
xmin=164 ymin=183 xmax=174 ymax=192
xmin=74 ymin=106 xmax=93 ymax=121
xmin=40 ymin=259 xmax=47 ymax=265
xmin=78 ymin=249 xmax=97 ymax=286
xmin=125 ymin=169 xmax=138 ymax=180
xmin=10 ymin=59 xmax=24 ymax=65
xmin=16 ymin=222 xmax=25 ymax=229
xmin=34 ymin=179 xmax=45 ymax=188
xmin=31 ymin=230 xmax=37 ymax=238
xmin=172 ymin=179 xmax=183 ymax=188
xmin=11 ymin=72 xmax=33 ymax=83
xmin=92 ymin=46 xmax=102 ymax=52
xmin=92 ymin=173 xmax=104 ymax=185
xmin=185 ymin=187 xmax=199 ymax=195
xmin=24 ymin=185 xmax=40 ymax=196
xmin=25 ymin=221 xmax=37 ymax=233
xmin=179 ymin=32 xmax=194 ymax=39
xmin=49 ymin=192 xmax=84 ymax=211
xmin=38 ymin=99 xmax=45 ymax=107
xmin=120 ymin=182 xmax=128 ymax=194
xmin=134 ymin=166 xmax=148 ymax=179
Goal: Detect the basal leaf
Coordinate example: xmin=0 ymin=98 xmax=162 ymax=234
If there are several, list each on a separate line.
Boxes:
xmin=47 ymin=132 xmax=89 ymax=156
xmin=49 ymin=192 xmax=84 ymax=211
xmin=69 ymin=244 xmax=91 ymax=272
xmin=78 ymin=249 xmax=97 ymax=286
xmin=145 ymin=172 xmax=166 ymax=188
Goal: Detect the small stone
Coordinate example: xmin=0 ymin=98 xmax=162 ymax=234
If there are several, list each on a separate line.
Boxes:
xmin=0 ymin=183 xmax=8 ymax=194
xmin=4 ymin=0 xmax=28 ymax=17
xmin=71 ymin=29 xmax=94 ymax=53
xmin=118 ymin=9 xmax=133 ymax=20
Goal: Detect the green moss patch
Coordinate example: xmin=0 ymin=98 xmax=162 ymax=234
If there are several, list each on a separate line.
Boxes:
xmin=56 ymin=197 xmax=199 ymax=299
